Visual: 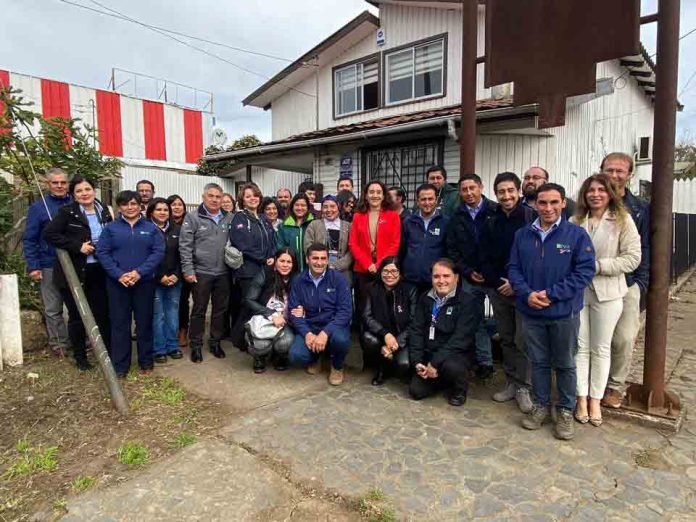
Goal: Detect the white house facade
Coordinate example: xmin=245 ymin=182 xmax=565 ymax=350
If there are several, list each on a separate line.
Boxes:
xmin=209 ymin=1 xmax=657 ymax=205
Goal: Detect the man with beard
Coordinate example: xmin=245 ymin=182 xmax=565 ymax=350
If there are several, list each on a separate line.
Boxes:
xmin=521 ymin=167 xmax=575 ymax=218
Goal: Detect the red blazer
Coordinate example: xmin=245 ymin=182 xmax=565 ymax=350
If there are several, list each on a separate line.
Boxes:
xmin=349 ymin=209 xmax=401 ymax=273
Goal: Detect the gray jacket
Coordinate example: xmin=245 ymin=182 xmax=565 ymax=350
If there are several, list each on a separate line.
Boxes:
xmin=179 ymin=204 xmax=234 ymax=277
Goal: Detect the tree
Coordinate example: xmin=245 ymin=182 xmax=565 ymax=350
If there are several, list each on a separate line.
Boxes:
xmin=196 ymin=134 xmax=261 ymax=177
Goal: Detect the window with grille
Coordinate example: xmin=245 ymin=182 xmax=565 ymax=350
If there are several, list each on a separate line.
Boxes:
xmin=335 ymin=60 xmax=379 ymax=117
xmin=362 ymin=141 xmax=442 ymax=209
xmin=386 ymin=39 xmax=444 ymax=105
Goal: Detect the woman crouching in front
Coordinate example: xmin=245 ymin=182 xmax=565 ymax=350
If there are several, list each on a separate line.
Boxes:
xmin=243 ymin=248 xmax=298 ymax=373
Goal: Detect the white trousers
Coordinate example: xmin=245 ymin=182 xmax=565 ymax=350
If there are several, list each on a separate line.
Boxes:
xmin=576 ymin=292 xmax=624 ymax=399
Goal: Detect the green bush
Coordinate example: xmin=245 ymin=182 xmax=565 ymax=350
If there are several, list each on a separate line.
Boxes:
xmin=0 ymin=251 xmax=42 ymax=311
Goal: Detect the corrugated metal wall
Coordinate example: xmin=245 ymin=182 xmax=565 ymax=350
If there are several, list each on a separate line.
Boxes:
xmin=119 ymin=164 xmax=236 ymax=206
xmin=674 ymin=179 xmax=696 ymax=215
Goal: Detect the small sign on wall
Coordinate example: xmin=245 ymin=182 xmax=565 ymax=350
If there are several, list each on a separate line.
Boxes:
xmin=340 ymin=155 xmax=353 ymax=178
xmin=376 ymin=28 xmax=386 ymax=47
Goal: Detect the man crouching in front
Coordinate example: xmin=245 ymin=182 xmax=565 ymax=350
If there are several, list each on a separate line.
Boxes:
xmin=408 ymin=258 xmax=479 ymax=406
xmin=288 ymin=243 xmax=353 ymax=385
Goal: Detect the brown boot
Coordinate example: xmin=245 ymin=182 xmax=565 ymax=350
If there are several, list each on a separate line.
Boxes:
xmin=178 ymin=329 xmax=188 ymax=348
xmin=306 ymin=360 xmax=322 ymax=375
xmin=601 ymin=388 xmax=623 ymax=408
xmin=328 ymin=366 xmax=344 ymax=386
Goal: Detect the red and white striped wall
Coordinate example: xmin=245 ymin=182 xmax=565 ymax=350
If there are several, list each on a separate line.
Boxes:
xmin=0 ymin=69 xmax=211 ymax=165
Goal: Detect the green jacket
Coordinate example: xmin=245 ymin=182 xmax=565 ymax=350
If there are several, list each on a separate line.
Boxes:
xmin=277 ymin=213 xmax=314 ymax=271
xmin=438 ymin=183 xmax=460 ymax=218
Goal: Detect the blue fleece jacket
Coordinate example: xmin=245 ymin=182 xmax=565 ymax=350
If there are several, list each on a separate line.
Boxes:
xmin=508 ymin=219 xmax=595 ymax=319
xmin=22 ymin=194 xmax=72 ymax=271
xmin=399 ymin=211 xmax=449 ymax=285
xmin=96 ymin=216 xmax=165 ymax=281
xmin=288 ymin=268 xmax=352 ymax=338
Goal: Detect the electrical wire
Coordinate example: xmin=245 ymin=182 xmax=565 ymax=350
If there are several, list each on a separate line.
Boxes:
xmin=54 ymin=0 xmax=316 ymax=98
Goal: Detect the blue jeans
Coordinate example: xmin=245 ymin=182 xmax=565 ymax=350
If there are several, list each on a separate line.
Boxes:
xmin=461 ymin=280 xmax=493 ymax=366
xmin=153 ymin=282 xmax=182 ymax=355
xmin=289 ymin=327 xmax=352 ymax=370
xmin=523 ymin=314 xmax=580 ymax=412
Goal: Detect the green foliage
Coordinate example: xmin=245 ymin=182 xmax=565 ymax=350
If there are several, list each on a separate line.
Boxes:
xmin=196 ymin=134 xmax=261 ymax=176
xmin=70 ymin=475 xmax=96 ymax=492
xmin=143 ymin=376 xmax=185 ymax=405
xmin=0 ymin=251 xmax=42 ymax=310
xmin=4 ymin=443 xmax=58 ymax=478
xmin=358 ymin=488 xmax=396 ymax=522
xmin=116 ymin=442 xmax=149 ymax=466
xmin=170 ymin=432 xmax=197 ymax=449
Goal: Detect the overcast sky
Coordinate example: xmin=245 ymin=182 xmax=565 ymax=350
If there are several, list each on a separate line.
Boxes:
xmin=1 ymin=0 xmax=694 ymax=143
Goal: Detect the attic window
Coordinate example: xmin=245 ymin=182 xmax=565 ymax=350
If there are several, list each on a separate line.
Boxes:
xmin=386 ymin=38 xmax=444 ymax=105
xmin=335 ymin=59 xmax=379 ymax=117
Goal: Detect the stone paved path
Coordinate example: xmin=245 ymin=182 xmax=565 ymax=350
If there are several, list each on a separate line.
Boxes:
xmin=64 ymin=279 xmax=696 ymax=521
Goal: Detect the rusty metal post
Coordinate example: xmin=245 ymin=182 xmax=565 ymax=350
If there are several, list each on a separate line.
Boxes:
xmin=459 ymin=0 xmax=477 ymax=174
xmin=642 ymin=0 xmax=680 ymax=412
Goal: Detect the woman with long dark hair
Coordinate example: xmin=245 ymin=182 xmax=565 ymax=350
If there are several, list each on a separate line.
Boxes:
xmin=167 ymin=194 xmax=191 ymax=348
xmin=349 ymin=180 xmax=401 ymax=320
xmin=277 ymin=193 xmax=314 ymax=272
xmin=147 ymin=197 xmax=183 ymax=363
xmin=337 ymin=189 xmax=356 ymax=223
xmin=43 ymin=175 xmax=113 ymax=370
xmin=571 ymin=173 xmax=641 ymax=426
xmin=361 ymin=256 xmax=417 ymax=385
xmin=261 ymin=197 xmax=282 ymax=232
xmin=243 ymin=248 xmax=298 ymax=373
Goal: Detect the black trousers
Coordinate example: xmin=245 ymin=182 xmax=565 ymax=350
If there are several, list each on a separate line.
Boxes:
xmin=226 ymin=274 xmax=243 ymax=338
xmin=408 ymin=355 xmax=470 ymax=400
xmin=354 ymin=272 xmax=376 ymax=324
xmin=361 ymin=331 xmax=410 ymax=374
xmin=61 ymin=263 xmax=111 ymax=363
xmin=230 ymin=277 xmax=255 ymax=349
xmin=178 ymin=280 xmax=193 ymax=332
xmin=189 ymin=273 xmax=230 ymax=347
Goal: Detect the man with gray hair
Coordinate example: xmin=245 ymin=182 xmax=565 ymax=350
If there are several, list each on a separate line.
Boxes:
xmin=22 ymin=167 xmax=72 ymax=356
xmin=179 ymin=183 xmax=234 ymax=362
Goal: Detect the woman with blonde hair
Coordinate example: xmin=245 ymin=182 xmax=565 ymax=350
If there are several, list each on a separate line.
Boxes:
xmin=571 ymin=173 xmax=641 ymax=426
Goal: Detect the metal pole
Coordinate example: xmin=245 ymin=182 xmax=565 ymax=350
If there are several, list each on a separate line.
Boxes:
xmin=56 ymin=249 xmax=129 ymax=416
xmin=643 ymin=0 xmax=680 ymax=409
xmin=459 ymin=0 xmax=478 ymax=174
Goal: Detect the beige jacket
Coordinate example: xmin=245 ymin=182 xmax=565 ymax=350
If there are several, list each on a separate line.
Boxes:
xmin=303 ymin=218 xmax=353 ymax=285
xmin=571 ymin=210 xmax=641 ymax=302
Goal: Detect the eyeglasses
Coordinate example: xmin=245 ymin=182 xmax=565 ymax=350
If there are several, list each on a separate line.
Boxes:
xmin=49 ymin=181 xmax=68 ymax=185
xmin=382 ymin=269 xmax=400 ymax=276
xmin=602 ymin=168 xmax=629 ymax=175
xmin=523 ymin=175 xmax=546 ymax=182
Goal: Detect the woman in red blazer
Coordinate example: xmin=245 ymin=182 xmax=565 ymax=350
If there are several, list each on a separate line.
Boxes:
xmin=349 ymin=180 xmax=401 ymax=321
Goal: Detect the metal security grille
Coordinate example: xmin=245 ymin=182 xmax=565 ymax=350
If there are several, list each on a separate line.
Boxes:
xmin=362 ymin=141 xmax=442 ymax=208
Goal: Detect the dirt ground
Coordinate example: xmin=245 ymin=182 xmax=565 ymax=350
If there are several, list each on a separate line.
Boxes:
xmin=0 ymin=351 xmax=228 ymax=521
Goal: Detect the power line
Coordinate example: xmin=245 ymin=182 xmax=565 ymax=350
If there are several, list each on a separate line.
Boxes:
xmin=679 ymin=70 xmax=696 ymax=97
xmin=56 ymin=0 xmax=293 ymax=63
xmin=54 ymin=0 xmax=316 ymax=98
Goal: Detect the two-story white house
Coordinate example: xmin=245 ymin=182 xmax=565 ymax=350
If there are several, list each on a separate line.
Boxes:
xmin=208 ymin=0 xmax=658 ymax=205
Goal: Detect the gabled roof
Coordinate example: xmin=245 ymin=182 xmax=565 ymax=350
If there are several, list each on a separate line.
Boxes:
xmin=242 ymin=10 xmax=379 ymax=108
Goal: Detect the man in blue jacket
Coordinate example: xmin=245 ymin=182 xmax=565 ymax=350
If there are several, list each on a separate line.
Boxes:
xmin=22 ymin=167 xmax=71 ymax=356
xmin=400 ymin=183 xmax=448 ymax=294
xmin=288 ymin=243 xmax=352 ymax=386
xmin=600 ymin=152 xmax=651 ymax=408
xmin=96 ymin=190 xmax=165 ymax=376
xmin=508 ymin=183 xmax=595 ymax=441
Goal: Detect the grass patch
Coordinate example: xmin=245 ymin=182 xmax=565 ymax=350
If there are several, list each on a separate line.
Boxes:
xmin=175 ymin=405 xmax=199 ymax=425
xmin=70 ymin=475 xmax=96 ymax=492
xmin=116 ymin=442 xmax=149 ymax=466
xmin=171 ymin=432 xmax=197 ymax=449
xmin=4 ymin=443 xmax=58 ymax=478
xmin=143 ymin=377 xmax=185 ymax=405
xmin=358 ymin=488 xmax=395 ymax=522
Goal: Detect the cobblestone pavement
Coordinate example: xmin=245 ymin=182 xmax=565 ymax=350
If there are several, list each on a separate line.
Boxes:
xmin=64 ymin=279 xmax=696 ymax=521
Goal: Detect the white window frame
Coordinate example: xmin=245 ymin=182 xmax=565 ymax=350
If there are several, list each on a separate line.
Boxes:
xmin=334 ymin=60 xmax=379 ymax=117
xmin=385 ymin=38 xmax=445 ymax=106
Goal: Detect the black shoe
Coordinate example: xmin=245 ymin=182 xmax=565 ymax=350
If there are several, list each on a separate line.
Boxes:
xmin=154 ymin=354 xmax=167 ymax=364
xmin=76 ymin=359 xmax=93 ymax=371
xmin=448 ymin=391 xmax=467 ymax=407
xmin=273 ymin=355 xmax=289 ymax=371
xmin=476 ymin=364 xmax=494 ymax=380
xmin=253 ymin=356 xmax=267 ymax=374
xmin=210 ymin=343 xmax=226 ymax=359
xmin=168 ymin=349 xmax=183 ymax=360
xmin=191 ymin=347 xmax=203 ymax=363
xmin=116 ymin=372 xmax=128 ymax=379
xmin=371 ymin=367 xmax=384 ymax=386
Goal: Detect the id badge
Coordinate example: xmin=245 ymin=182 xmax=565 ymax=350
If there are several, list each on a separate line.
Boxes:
xmin=429 ymin=326 xmax=435 ymax=340
xmin=329 ymin=250 xmax=338 ymax=264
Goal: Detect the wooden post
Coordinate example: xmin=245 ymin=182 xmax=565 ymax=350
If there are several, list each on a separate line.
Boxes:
xmin=459 ymin=0 xmax=478 ymax=174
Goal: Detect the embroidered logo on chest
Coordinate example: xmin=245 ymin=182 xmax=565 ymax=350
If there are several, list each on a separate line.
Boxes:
xmin=556 ymin=243 xmax=572 ymax=254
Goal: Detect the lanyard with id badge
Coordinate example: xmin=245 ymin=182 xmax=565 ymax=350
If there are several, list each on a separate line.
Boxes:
xmin=430 ymin=299 xmax=453 ymax=340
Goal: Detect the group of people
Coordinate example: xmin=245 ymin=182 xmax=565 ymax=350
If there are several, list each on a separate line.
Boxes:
xmin=23 ymin=150 xmax=649 ymax=440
